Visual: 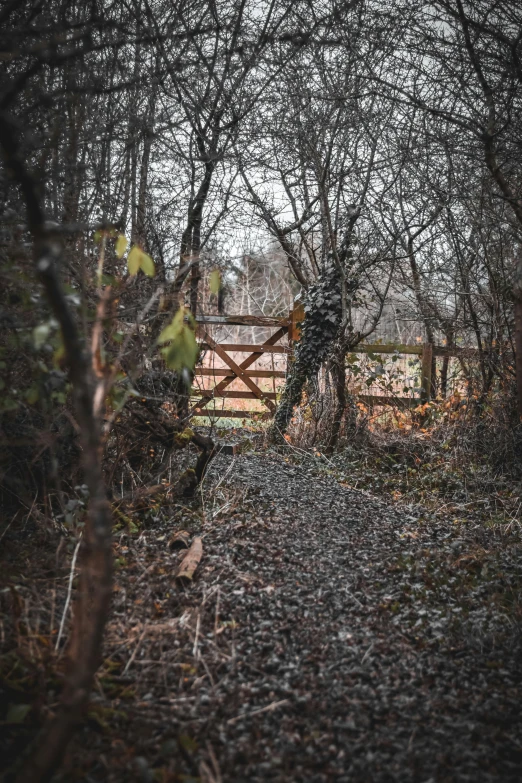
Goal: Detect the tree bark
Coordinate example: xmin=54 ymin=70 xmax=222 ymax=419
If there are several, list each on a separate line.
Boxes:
xmin=482 ymin=125 xmax=522 ymax=418
xmin=135 ymin=94 xmax=156 ymax=251
xmin=514 ymin=294 xmax=522 ymax=419
xmin=326 ymin=345 xmax=347 ymax=454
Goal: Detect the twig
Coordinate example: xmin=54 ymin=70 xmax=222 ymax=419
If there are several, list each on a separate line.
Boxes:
xmin=193 ymin=612 xmax=201 ymax=659
xmin=55 ymin=535 xmax=82 ymax=652
xmin=227 ymin=698 xmax=289 ymax=725
xmin=199 ymin=760 xmax=218 ymax=783
xmin=344 ymin=587 xmax=364 ymax=608
xmin=123 ymin=625 xmax=148 ymax=674
xmin=213 ymin=457 xmax=237 ymax=493
xmin=214 ymin=588 xmax=221 ymax=635
xmin=0 ymin=511 xmax=19 ymax=544
xmin=206 ymin=742 xmax=222 ymax=783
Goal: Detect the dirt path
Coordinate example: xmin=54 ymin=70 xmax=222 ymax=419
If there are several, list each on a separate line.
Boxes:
xmin=71 ymin=450 xmax=522 ymax=782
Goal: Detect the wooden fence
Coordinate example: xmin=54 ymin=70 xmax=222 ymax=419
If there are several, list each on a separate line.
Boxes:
xmin=191 ymin=307 xmax=479 ymax=419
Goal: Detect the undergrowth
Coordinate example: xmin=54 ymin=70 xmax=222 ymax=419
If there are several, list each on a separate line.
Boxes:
xmin=283 ymin=391 xmax=522 ymax=532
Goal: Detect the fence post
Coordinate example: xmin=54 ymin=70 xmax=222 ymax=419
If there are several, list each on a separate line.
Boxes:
xmin=289 ymin=298 xmax=305 ymax=344
xmin=420 ymin=342 xmax=433 ymax=403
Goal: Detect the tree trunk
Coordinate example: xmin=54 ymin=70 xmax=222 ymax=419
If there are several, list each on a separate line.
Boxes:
xmin=431 ymin=352 xmax=437 ymax=399
xmin=483 ymin=136 xmax=522 ymax=417
xmin=514 ymin=294 xmax=522 ymax=420
xmin=420 ymin=342 xmax=433 ymax=404
xmin=18 ymin=407 xmax=112 ymax=783
xmin=406 ymin=236 xmax=438 ymax=399
xmin=440 ymin=329 xmax=455 ymax=399
xmin=0 ymin=115 xmax=113 ymax=783
xmin=182 ymin=159 xmax=214 ymax=317
xmin=135 ymin=95 xmax=156 ymax=251
xmin=326 ymin=346 xmax=347 ymax=454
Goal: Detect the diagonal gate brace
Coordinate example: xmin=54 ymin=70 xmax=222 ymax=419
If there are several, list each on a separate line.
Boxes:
xmin=191 ymin=326 xmax=289 ymax=416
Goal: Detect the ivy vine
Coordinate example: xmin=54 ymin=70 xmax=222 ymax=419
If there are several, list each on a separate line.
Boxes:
xmin=270 ymin=257 xmax=345 ymax=440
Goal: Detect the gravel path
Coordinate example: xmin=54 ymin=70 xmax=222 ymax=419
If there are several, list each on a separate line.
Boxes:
xmin=77 ymin=450 xmax=522 ymax=782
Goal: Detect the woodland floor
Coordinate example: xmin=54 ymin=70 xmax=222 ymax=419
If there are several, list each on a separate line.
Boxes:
xmin=3 ymin=442 xmax=522 ymax=782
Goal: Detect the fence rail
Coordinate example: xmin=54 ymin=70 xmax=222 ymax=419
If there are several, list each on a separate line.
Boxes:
xmin=201 ymin=342 xmax=291 ymax=354
xmin=353 ymin=343 xmax=480 ymax=359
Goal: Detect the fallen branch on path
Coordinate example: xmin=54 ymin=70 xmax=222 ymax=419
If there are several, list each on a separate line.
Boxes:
xmin=176 ymin=537 xmax=203 ymax=584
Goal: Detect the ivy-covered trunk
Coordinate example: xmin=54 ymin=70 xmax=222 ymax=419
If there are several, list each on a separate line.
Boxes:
xmin=269 ymin=260 xmax=342 ymax=442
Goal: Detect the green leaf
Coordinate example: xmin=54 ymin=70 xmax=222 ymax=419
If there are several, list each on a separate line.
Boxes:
xmin=127 ymin=246 xmax=142 ymax=276
xmin=26 ymin=386 xmax=39 ymax=405
xmin=115 ymin=235 xmax=128 ymax=258
xmin=33 ymin=323 xmax=51 ymax=350
xmin=6 ymin=703 xmax=31 ymax=724
xmin=158 ymin=309 xmax=199 ymax=372
xmin=184 ymin=309 xmax=196 ymax=328
xmin=157 ymin=324 xmax=178 ymax=343
xmin=162 ymin=309 xmax=193 ymax=335
xmin=209 ymin=269 xmax=221 ymax=294
xmin=161 ymin=327 xmax=199 ymax=372
xmin=53 ymin=341 xmax=65 ymax=365
xmin=140 ymin=252 xmax=155 ymax=277
xmin=157 ymin=308 xmax=186 ymax=345
xmin=127 ymin=246 xmax=155 ymax=276
xmin=178 ymin=734 xmax=198 ymax=753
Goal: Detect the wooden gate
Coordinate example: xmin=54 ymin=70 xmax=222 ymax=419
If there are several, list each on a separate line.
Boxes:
xmin=191 ymin=303 xmax=480 ymax=419
xmin=191 ymin=305 xmax=303 ymax=419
